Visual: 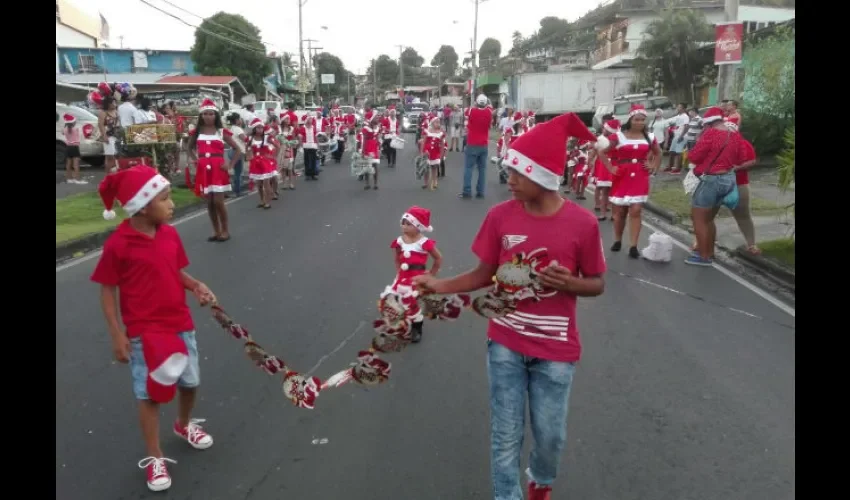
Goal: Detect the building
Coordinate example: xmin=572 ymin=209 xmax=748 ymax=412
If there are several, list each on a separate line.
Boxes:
xmin=591 ymin=1 xmax=795 ymax=70
xmin=57 ymin=46 xmax=197 ymax=75
xmin=56 ymin=0 xmax=109 ymax=73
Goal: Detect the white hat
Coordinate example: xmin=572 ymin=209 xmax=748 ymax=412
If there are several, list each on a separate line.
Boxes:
xmin=476 ymin=94 xmax=488 ymax=106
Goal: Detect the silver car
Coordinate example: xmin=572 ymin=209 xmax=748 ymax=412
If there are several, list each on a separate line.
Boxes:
xmin=56 ymin=103 xmax=104 ymax=168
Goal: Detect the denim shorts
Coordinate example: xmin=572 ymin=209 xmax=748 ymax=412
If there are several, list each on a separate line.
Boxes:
xmin=691 ymin=172 xmax=736 ymax=209
xmin=129 ymin=331 xmax=200 ymax=400
xmin=669 ymin=139 xmax=686 ymax=154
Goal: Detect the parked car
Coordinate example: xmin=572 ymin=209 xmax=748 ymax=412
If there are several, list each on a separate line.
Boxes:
xmin=56 ymin=103 xmax=104 ymax=169
xmin=402 ymin=102 xmax=429 ymax=132
xmin=593 ymin=94 xmax=676 ymax=131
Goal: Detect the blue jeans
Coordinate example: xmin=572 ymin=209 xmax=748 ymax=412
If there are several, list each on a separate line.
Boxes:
xmin=129 ymin=331 xmax=200 ymax=400
xmin=692 ymin=172 xmax=736 ymax=209
xmin=463 ymin=145 xmax=488 ymax=196
xmin=488 ymin=340 xmax=576 ymax=500
xmin=228 ymin=150 xmax=244 ymax=195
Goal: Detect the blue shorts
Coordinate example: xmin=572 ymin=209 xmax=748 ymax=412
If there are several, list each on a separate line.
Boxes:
xmin=129 ymin=331 xmax=201 ymax=400
xmin=669 ymin=139 xmax=686 ymax=154
xmin=691 ymin=172 xmax=737 ymax=209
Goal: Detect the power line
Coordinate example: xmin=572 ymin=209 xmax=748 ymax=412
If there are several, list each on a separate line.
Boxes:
xmin=156 ymin=0 xmax=273 ymax=48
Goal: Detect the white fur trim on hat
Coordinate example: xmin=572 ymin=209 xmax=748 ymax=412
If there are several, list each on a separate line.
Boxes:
xmin=103 ymin=209 xmax=116 ymax=220
xmin=401 ymin=213 xmax=433 ymax=232
xmin=504 ymin=148 xmax=561 ymax=191
xmin=124 ymin=174 xmax=171 ymax=216
xmin=628 ymin=108 xmax=648 ymax=118
xmin=595 ymin=135 xmax=611 ymax=151
xmin=703 ymin=115 xmax=724 ymax=125
xmin=603 ymin=124 xmax=618 ymax=135
xmin=199 ymin=100 xmax=218 ymax=112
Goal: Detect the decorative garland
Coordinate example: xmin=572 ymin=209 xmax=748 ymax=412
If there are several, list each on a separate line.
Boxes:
xmin=209 ymin=250 xmax=558 ymax=410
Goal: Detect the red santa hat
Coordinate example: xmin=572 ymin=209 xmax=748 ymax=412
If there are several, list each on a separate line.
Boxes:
xmin=141 ymin=332 xmax=189 ymax=404
xmin=248 ymin=117 xmax=264 ymax=130
xmin=528 ymin=111 xmax=535 ymax=117
xmin=505 ymin=113 xmax=597 ymax=191
xmin=63 ymin=113 xmax=76 ymax=125
xmin=513 ymin=111 xmax=523 ymax=121
xmin=199 ymin=98 xmax=218 ymax=113
xmin=603 ymin=119 xmax=621 ymax=135
xmin=702 ymin=106 xmax=725 ymax=124
xmin=98 ymin=165 xmax=170 ymax=220
xmin=280 ymin=112 xmax=291 ymax=122
xmin=401 ymin=206 xmax=433 ymax=233
xmin=628 ymin=103 xmax=648 ymax=118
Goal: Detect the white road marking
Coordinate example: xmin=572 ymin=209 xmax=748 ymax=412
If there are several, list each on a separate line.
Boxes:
xmin=584 ymin=184 xmax=794 ymax=318
xmin=55 ymin=192 xmax=256 ymax=273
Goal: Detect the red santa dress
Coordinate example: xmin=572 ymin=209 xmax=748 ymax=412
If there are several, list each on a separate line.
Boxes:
xmin=360 ymin=124 xmax=381 ymax=163
xmin=248 ymin=136 xmax=278 ymax=181
xmin=194 ymin=128 xmax=233 ymax=196
xmin=422 ymin=129 xmax=446 ymax=165
xmin=608 ymin=129 xmax=656 ymax=206
xmin=382 ymin=206 xmax=436 ymax=323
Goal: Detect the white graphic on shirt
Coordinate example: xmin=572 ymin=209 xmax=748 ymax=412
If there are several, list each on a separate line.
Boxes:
xmin=502 ymin=234 xmax=528 ymax=250
xmin=494 ymin=312 xmax=570 ymax=341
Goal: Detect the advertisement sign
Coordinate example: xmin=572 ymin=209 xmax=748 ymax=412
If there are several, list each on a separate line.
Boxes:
xmin=321 ymin=73 xmax=336 ymax=84
xmin=714 ymin=22 xmax=744 ymax=65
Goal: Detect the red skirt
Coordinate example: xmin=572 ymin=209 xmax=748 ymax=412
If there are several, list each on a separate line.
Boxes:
xmin=363 ymin=139 xmax=380 ymax=162
xmin=593 ymin=158 xmax=613 ymax=187
xmin=197 ymin=157 xmax=231 ymax=195
xmin=249 ymin=156 xmax=276 ymax=180
xmin=609 ymin=163 xmax=650 ymax=206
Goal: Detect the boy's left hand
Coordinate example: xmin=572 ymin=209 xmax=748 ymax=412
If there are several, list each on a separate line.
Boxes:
xmin=538 ymin=263 xmax=574 ymax=292
xmin=193 ymin=282 xmax=217 ymax=306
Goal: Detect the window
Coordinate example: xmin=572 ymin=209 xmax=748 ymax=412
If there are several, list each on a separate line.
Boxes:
xmin=173 ymin=57 xmax=186 ymax=70
xmin=78 ymin=54 xmax=96 ymax=71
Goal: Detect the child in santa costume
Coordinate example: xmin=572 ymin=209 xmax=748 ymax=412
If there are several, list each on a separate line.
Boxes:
xmin=91 ymin=166 xmax=217 ymax=493
xmin=187 ymin=98 xmax=242 ymax=242
xmin=569 ymin=141 xmax=591 ymax=200
xmin=496 ymin=126 xmax=515 ymax=185
xmin=386 ymin=206 xmax=443 ymax=343
xmin=420 ymin=117 xmax=447 ymax=191
xmin=381 ymin=106 xmax=401 ymax=167
xmin=246 ymin=118 xmax=278 ymax=208
xmin=589 ymin=119 xmax=620 ymax=221
xmin=278 ymin=114 xmax=298 ymax=190
xmin=359 ymin=115 xmax=382 ymax=190
xmin=412 ymin=113 xmax=605 ymax=500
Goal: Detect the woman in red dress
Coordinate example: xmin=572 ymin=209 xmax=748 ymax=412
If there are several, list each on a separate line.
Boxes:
xmin=420 ymin=117 xmax=447 ymax=191
xmin=246 ymin=118 xmax=278 ymax=209
xmin=187 ymin=98 xmax=243 ymax=242
xmin=597 ymin=104 xmax=662 ymax=258
xmin=359 ymin=115 xmax=382 ymax=190
xmin=589 ymin=119 xmax=620 ymax=221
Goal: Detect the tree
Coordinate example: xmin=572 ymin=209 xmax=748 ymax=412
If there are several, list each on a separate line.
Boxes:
xmin=369 ymin=55 xmax=400 ymax=88
xmin=510 ymin=31 xmax=524 ymax=55
xmin=401 ymin=47 xmax=424 ymax=68
xmin=479 ymin=38 xmax=502 ymax=65
xmin=636 ymin=7 xmax=714 ymax=101
xmin=190 ymin=12 xmax=272 ymax=95
xmin=537 ymin=16 xmax=571 ymax=47
xmin=431 ymin=45 xmax=459 ymax=78
xmin=313 ymin=52 xmax=348 ymax=96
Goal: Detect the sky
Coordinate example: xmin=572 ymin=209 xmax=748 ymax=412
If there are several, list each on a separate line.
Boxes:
xmin=74 ymin=0 xmax=606 ymax=75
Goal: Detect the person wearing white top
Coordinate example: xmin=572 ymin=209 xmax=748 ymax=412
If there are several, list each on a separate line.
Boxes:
xmin=117 ymin=100 xmax=137 ymax=128
xmin=648 ymin=109 xmax=670 ymax=150
xmin=666 ymin=103 xmax=690 ymax=172
xmin=226 ymin=112 xmax=248 ymax=196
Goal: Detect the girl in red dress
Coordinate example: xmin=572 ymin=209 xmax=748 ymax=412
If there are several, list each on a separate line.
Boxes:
xmin=496 ymin=126 xmax=514 ymax=185
xmin=187 ymin=98 xmax=243 ymax=242
xmin=386 ymin=206 xmax=443 ymax=343
xmin=569 ymin=141 xmax=591 ymax=200
xmin=589 ymin=118 xmax=620 ymax=221
xmin=246 ymin=118 xmax=278 ymax=209
xmin=597 ymin=104 xmax=662 ymax=258
xmin=359 ymin=115 xmax=382 ymax=190
xmin=420 ymin=117 xmax=447 ymax=191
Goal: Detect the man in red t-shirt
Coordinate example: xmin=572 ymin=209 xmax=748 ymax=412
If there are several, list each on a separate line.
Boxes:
xmin=460 ymin=94 xmax=494 ymax=199
xmin=90 ymin=166 xmax=218 ymax=492
xmin=415 ymin=113 xmax=605 ymax=500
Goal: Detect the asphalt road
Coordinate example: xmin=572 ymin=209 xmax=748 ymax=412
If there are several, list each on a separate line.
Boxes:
xmin=56 ymin=137 xmax=795 ymax=500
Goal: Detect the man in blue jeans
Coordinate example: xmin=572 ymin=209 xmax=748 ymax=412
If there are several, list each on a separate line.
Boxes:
xmin=417 ymin=113 xmax=606 ymax=500
xmin=460 ymin=94 xmax=493 ymax=199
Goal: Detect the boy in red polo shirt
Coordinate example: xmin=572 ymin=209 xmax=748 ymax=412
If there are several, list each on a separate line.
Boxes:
xmin=91 ymin=166 xmax=217 ymax=492
xmin=414 ymin=113 xmax=606 ymax=500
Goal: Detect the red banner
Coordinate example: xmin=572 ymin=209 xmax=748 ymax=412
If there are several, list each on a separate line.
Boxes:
xmin=714 ymin=22 xmax=744 ymax=65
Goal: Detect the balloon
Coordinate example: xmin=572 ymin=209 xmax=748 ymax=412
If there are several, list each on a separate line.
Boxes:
xmin=97 ymin=82 xmax=112 ymax=97
xmin=88 ymin=91 xmax=104 ymax=108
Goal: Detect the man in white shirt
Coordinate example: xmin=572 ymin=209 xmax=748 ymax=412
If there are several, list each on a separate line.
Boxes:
xmin=498 ymin=107 xmax=513 ymax=132
xmin=665 ymin=103 xmax=690 ymax=173
xmin=117 ymin=98 xmax=138 ymax=128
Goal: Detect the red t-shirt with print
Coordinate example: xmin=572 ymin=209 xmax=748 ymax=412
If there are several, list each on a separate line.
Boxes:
xmin=471 ymin=199 xmax=607 ymax=362
xmin=90 ymin=221 xmax=194 ymax=338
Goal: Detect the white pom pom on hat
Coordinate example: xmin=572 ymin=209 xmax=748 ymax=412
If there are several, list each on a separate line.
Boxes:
xmin=103 ymin=209 xmax=116 ymax=220
xmin=595 ymin=135 xmax=610 ymax=151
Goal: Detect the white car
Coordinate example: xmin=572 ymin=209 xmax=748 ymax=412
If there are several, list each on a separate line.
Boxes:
xmin=56 ymin=103 xmax=104 ymax=168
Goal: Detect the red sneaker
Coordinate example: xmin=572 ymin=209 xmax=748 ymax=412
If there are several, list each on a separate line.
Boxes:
xmin=528 ymin=482 xmax=553 ymax=500
xmin=173 ymin=418 xmax=214 ymax=450
xmin=138 ymin=456 xmax=176 ymax=492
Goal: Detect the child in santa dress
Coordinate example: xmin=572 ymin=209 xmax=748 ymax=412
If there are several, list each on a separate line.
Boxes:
xmin=91 ymin=166 xmax=217 ymax=493
xmin=589 ymin=119 xmax=620 ymax=221
xmin=496 ymin=126 xmax=514 ymax=185
xmin=359 ymin=115 xmax=382 ymax=190
xmin=387 ymin=206 xmax=443 ymax=343
xmin=412 ymin=113 xmax=605 ymax=500
xmin=246 ymin=118 xmax=278 ymax=209
xmin=569 ymin=141 xmax=591 ymax=200
xmin=420 ymin=117 xmax=447 ymax=191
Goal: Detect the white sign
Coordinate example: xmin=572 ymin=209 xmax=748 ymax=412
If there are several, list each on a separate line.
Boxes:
xmin=321 ymin=74 xmax=335 ymax=84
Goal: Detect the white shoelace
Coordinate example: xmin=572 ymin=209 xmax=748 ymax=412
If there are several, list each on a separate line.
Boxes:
xmin=185 ymin=418 xmax=207 ymax=442
xmin=137 ymin=457 xmax=177 ymax=477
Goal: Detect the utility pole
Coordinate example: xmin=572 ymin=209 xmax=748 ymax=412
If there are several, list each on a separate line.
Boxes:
xmin=311 ymin=46 xmax=323 ymax=102
xmin=471 ymin=0 xmax=489 ymax=95
xmin=373 ymin=60 xmax=378 ymax=104
xmin=716 ymin=0 xmax=739 ymax=102
xmin=298 ymin=0 xmax=307 ymax=77
xmin=347 ymin=74 xmax=351 ymax=105
xmin=395 ymin=45 xmax=405 ymax=101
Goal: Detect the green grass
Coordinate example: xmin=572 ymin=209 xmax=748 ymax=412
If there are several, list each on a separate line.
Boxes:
xmin=56 ymin=187 xmax=200 ymax=245
xmin=759 ymin=238 xmax=795 ymax=269
xmin=649 ymin=184 xmax=785 ymax=220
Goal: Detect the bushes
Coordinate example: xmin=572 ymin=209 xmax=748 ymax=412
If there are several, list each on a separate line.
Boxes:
xmin=740 ymin=110 xmax=792 ymax=156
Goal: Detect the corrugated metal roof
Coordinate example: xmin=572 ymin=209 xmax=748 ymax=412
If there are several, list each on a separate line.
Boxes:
xmin=55 ymin=72 xmax=182 ymax=85
xmin=157 ymin=76 xmax=237 ymax=85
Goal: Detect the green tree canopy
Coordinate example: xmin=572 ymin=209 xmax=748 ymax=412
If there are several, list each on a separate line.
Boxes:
xmin=401 ymin=47 xmax=425 ymax=68
xmin=479 ymin=38 xmax=502 ymax=63
xmin=313 ymin=52 xmax=349 ymax=96
xmin=190 ymin=12 xmax=272 ymax=95
xmin=369 ymin=55 xmax=400 ymax=88
xmin=431 ymin=45 xmax=459 ymax=78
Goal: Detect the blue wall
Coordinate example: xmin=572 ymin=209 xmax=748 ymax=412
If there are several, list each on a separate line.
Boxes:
xmin=57 ymin=47 xmax=198 ymax=75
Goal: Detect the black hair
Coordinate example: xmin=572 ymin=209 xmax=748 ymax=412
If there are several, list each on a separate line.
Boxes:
xmin=139 ymin=96 xmax=152 ymax=112
xmin=602 ymin=113 xmax=614 ymax=122
xmin=245 ymin=104 xmax=255 ymax=111
xmin=226 ymin=112 xmax=241 ymax=125
xmin=690 ymin=107 xmax=699 ymax=114
xmin=102 ymin=95 xmax=116 ymax=111
xmin=678 ymin=102 xmax=688 ymax=109
xmin=249 ymin=122 xmax=267 ymax=148
xmin=188 ymin=110 xmax=224 ymax=151
xmin=622 ymin=115 xmax=651 ymax=145
xmin=728 ymin=100 xmax=738 ymax=108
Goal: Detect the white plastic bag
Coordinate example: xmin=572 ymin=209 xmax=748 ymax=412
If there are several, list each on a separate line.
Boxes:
xmin=390 ymin=136 xmax=405 ymax=149
xmin=683 ymin=168 xmax=700 ymax=195
xmin=641 ymin=232 xmax=674 ymax=263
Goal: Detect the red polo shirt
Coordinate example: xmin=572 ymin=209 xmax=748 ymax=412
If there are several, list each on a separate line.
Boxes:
xmin=466 ymin=106 xmax=492 ymax=147
xmin=91 ymin=220 xmax=194 ymax=338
